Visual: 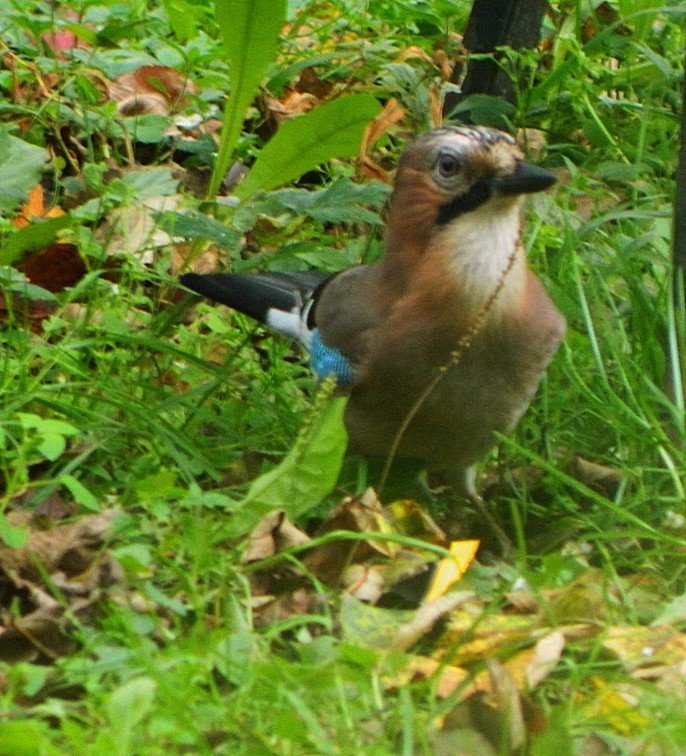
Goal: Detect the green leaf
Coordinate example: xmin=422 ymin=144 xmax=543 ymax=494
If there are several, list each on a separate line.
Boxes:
xmin=0 ymin=720 xmax=58 ymax=756
xmin=0 ymin=131 xmax=46 ymax=212
xmin=208 ymin=0 xmax=287 ymax=197
xmin=121 ymin=167 xmax=178 ymax=197
xmin=237 ymin=94 xmax=382 ymax=199
xmin=338 ymin=594 xmax=412 ymax=649
xmin=652 ymin=590 xmax=686 ymax=627
xmin=271 ymin=179 xmax=390 ymax=224
xmin=107 ymin=677 xmax=157 ymax=750
xmin=0 ymin=216 xmax=72 ymax=267
xmin=0 ymin=267 xmax=58 ymax=302
xmin=36 ymin=433 xmax=66 ymax=462
xmin=125 ymin=114 xmax=170 ymax=144
xmin=62 ymin=474 xmax=101 ymax=512
xmin=0 ymin=514 xmax=28 ymax=548
xmin=226 ymin=395 xmax=348 ymax=538
xmin=18 ymin=414 xmax=78 ymax=436
xmin=162 ymin=0 xmax=206 ymax=41
xmin=156 ymin=210 xmax=241 ymax=248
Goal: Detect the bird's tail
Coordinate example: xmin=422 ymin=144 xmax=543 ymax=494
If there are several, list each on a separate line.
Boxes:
xmin=180 ymin=271 xmax=333 ymax=343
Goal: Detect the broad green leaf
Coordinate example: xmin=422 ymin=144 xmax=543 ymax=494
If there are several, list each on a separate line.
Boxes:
xmin=62 ymin=474 xmax=100 ymax=511
xmin=0 ymin=216 xmax=72 ymax=266
xmin=0 ymin=131 xmax=45 ymax=212
xmin=0 ymin=514 xmax=28 ymax=548
xmin=208 ymin=0 xmax=287 ymax=197
xmin=237 ymin=94 xmax=382 ymax=199
xmin=36 ymin=433 xmax=67 ymax=462
xmin=271 ymin=179 xmax=390 ymax=224
xmin=0 ymin=720 xmax=58 ymax=755
xmin=162 ymin=0 xmax=206 ymax=41
xmin=0 ymin=267 xmax=58 ymax=302
xmin=107 ymin=677 xmax=157 ymax=748
xmin=18 ymin=414 xmax=78 ymax=435
xmin=121 ymin=167 xmax=178 ymax=197
xmin=156 ymin=210 xmax=241 ymax=248
xmin=225 ymin=395 xmax=348 ymax=538
xmin=338 ymin=594 xmax=412 ymax=649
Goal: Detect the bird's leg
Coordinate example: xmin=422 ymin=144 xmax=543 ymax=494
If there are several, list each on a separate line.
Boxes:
xmin=445 ymin=467 xmax=514 ymax=556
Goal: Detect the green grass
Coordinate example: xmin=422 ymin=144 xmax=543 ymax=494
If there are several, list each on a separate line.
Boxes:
xmin=0 ymin=0 xmax=684 ymax=752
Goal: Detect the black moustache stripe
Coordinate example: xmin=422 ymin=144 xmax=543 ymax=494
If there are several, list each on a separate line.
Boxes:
xmin=436 ymin=181 xmax=492 ymax=225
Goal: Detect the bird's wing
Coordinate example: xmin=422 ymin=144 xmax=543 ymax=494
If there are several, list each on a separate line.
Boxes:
xmin=181 ymin=267 xmax=386 ymax=387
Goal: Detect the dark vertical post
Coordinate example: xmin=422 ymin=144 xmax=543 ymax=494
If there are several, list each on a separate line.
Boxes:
xmin=443 ymin=0 xmax=549 ymax=121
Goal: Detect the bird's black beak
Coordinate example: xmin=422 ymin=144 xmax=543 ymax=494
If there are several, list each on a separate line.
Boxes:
xmin=492 ymin=161 xmax=557 ymax=195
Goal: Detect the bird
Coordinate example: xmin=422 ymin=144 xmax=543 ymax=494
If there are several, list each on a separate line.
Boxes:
xmin=180 ymin=125 xmax=566 ymax=541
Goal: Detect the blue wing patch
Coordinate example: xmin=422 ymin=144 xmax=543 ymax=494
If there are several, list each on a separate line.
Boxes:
xmin=309 ymin=329 xmax=356 ymax=387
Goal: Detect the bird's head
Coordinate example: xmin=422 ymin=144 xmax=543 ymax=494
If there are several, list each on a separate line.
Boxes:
xmin=392 ymin=125 xmax=556 ymax=227
xmin=383 ymin=126 xmax=557 ymax=308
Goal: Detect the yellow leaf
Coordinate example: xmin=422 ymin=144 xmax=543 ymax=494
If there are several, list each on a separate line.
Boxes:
xmin=578 ymin=677 xmax=650 ymax=735
xmin=424 ymin=540 xmax=479 ymax=603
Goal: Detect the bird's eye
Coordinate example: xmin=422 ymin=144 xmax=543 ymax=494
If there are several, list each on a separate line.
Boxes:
xmin=437 ymin=152 xmax=460 ymax=178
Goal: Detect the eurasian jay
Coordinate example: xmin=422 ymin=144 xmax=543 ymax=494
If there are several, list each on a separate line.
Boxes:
xmin=180 ymin=126 xmax=566 ymax=529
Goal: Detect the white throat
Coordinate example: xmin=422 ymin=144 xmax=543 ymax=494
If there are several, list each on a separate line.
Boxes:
xmin=436 ymin=199 xmax=524 ymax=304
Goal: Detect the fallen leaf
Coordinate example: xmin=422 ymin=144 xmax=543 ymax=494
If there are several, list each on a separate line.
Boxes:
xmin=13 ymin=185 xmax=65 ymax=229
xmin=423 ymin=540 xmax=479 ymax=603
xmin=391 ymin=591 xmax=473 ymax=651
xmin=342 ymin=564 xmax=385 ymax=604
xmin=359 ymin=98 xmax=405 ymax=159
xmin=17 ymin=242 xmax=85 ymax=293
xmin=242 ymin=511 xmax=310 ymax=563
xmin=387 ymin=498 xmax=447 ymax=543
xmin=503 ymin=630 xmax=565 ymax=690
xmin=602 ymin=625 xmax=686 ymax=673
xmin=107 ymin=65 xmax=197 ymax=116
xmin=577 ymin=677 xmax=650 ymax=735
xmin=0 ymin=508 xmax=123 ymax=663
xmin=389 ymin=655 xmax=470 ymax=698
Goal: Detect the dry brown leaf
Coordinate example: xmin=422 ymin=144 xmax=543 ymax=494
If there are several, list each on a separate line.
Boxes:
xmin=242 ymin=511 xmax=310 ymax=563
xmin=304 ymin=490 xmax=398 ymax=585
xmin=0 ymin=508 xmax=123 ymax=663
xmin=571 ymin=456 xmax=625 ymax=496
xmin=506 ymin=588 xmax=540 ymax=614
xmin=13 ymin=185 xmax=66 ymax=229
xmin=428 ymin=83 xmax=443 ymax=128
xmin=263 ymin=90 xmax=318 ymax=125
xmin=342 ymin=564 xmax=385 ymax=604
xmin=502 ymin=630 xmax=565 ymax=690
xmin=358 ymin=156 xmax=394 ymax=183
xmin=389 ymin=655 xmax=470 ymax=699
xmin=436 ymin=662 xmax=527 ymax=752
xmin=13 ymin=241 xmax=86 ymax=296
xmin=484 ymin=661 xmax=527 ymax=750
xmin=395 ymin=46 xmax=435 ymax=65
xmin=96 ymin=193 xmax=179 ymax=260
xmin=359 ymin=98 xmax=405 ymax=158
xmin=169 ymin=243 xmax=221 ymax=277
xmin=0 ymin=509 xmax=118 ymax=581
xmin=248 ymin=588 xmax=322 ymax=629
xmin=602 ymin=625 xmax=686 ymax=674
xmin=108 ymin=65 xmax=197 ymax=116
